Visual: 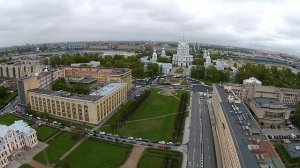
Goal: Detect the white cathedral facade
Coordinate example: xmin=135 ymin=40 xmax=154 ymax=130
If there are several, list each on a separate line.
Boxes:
xmin=172 ymin=39 xmax=193 ymax=67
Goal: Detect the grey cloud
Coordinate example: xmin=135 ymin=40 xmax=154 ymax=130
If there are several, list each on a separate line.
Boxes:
xmin=0 ymin=0 xmax=299 ymax=56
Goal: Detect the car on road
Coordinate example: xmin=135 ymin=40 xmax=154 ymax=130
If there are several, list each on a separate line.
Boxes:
xmin=158 ymin=141 xmax=165 ymax=144
xmin=166 ymin=142 xmax=173 ymax=145
xmin=128 ymin=137 xmax=134 ymax=140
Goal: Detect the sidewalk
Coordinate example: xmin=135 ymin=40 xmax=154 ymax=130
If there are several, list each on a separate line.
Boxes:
xmin=207 ymin=99 xmax=222 ymax=168
xmin=181 ymin=91 xmax=193 ymax=168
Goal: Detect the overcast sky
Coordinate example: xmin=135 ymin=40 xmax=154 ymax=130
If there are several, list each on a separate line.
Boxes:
xmin=0 ymin=0 xmax=299 ymax=55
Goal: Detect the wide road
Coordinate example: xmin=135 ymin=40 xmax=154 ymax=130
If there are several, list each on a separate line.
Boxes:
xmin=187 ymin=85 xmax=216 ymax=168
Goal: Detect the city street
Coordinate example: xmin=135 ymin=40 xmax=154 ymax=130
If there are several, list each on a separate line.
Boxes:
xmin=187 ymin=85 xmax=216 ymax=168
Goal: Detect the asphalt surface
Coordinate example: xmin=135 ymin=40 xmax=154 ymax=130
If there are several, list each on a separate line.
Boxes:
xmin=187 ymin=85 xmax=216 ymax=168
xmin=1 ymin=96 xmax=19 ymax=113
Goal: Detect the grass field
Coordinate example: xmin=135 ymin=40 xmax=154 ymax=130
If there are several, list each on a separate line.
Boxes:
xmin=59 ymin=138 xmax=132 ymax=168
xmin=33 ymin=132 xmax=82 ymax=165
xmin=19 ymin=164 xmax=33 ymax=168
xmin=100 ymin=88 xmax=187 ymax=142
xmin=0 ymin=114 xmax=33 ymax=125
xmin=36 ymin=125 xmax=60 ymax=142
xmin=138 ymin=148 xmax=182 ymax=168
xmin=275 ymin=143 xmax=300 ymax=167
xmin=0 ymin=91 xmax=17 ymax=110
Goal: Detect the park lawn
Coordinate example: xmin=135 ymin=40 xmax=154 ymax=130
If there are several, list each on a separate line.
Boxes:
xmin=59 ymin=139 xmax=132 ymax=168
xmin=138 ymin=148 xmax=182 ymax=168
xmin=128 ymin=88 xmax=180 ymax=120
xmin=104 ymin=113 xmax=177 ymax=141
xmin=275 ymin=143 xmax=300 ymax=166
xmin=0 ymin=114 xmax=33 ymax=125
xmin=101 ymin=100 xmax=134 ymax=127
xmin=101 ymin=88 xmax=188 ymax=141
xmin=33 ymin=132 xmax=82 ymax=165
xmin=36 ymin=125 xmax=60 ymax=142
xmin=0 ymin=91 xmax=17 ymax=110
xmin=19 ymin=164 xmax=33 ymax=168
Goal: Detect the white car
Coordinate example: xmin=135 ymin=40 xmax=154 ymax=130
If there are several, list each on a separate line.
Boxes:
xmin=167 ymin=142 xmax=173 ymax=145
xmin=99 ymin=132 xmax=106 ymax=135
xmin=128 ymin=137 xmax=134 ymax=140
xmin=159 ymin=141 xmax=166 ymax=144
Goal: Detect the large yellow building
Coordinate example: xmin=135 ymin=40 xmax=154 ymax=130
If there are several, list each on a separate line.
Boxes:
xmin=28 ymin=83 xmax=127 ymax=124
xmin=63 ymin=67 xmax=133 ymax=90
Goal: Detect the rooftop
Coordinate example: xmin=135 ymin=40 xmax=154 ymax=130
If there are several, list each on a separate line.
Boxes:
xmin=215 ymin=84 xmax=277 ymax=168
xmin=29 ymin=83 xmax=126 ymax=102
xmin=90 ymin=83 xmax=126 ymax=96
xmin=29 ymin=88 xmax=101 ymax=102
xmin=0 ymin=120 xmax=34 ymax=138
xmin=252 ymin=97 xmax=287 ymax=109
xmin=63 ymin=66 xmax=130 ymax=75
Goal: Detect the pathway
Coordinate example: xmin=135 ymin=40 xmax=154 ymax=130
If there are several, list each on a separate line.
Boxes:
xmin=121 ymin=145 xmax=145 ymax=168
xmin=58 ymin=136 xmax=88 ymax=162
xmin=102 ymin=112 xmax=183 ymax=127
xmin=28 ymin=160 xmax=48 ymax=168
xmin=45 ymin=130 xmax=63 ymax=143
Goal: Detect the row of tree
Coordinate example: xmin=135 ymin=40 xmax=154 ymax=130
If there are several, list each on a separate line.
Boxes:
xmin=235 ymin=63 xmax=300 ymax=89
xmin=52 ymin=78 xmax=90 ymax=95
xmin=172 ymin=93 xmax=189 ymax=142
xmin=0 ymin=86 xmax=9 ymax=99
xmin=293 ymin=102 xmax=300 ymax=128
xmin=48 ymin=53 xmax=161 ymax=78
xmin=110 ymin=90 xmax=150 ymax=131
xmin=191 ymin=65 xmax=230 ymax=84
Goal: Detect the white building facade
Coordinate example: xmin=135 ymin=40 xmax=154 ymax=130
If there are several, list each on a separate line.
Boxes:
xmin=140 ymin=50 xmax=172 ymax=75
xmin=172 ymin=39 xmax=193 ymax=67
xmin=0 ymin=120 xmax=38 ymax=168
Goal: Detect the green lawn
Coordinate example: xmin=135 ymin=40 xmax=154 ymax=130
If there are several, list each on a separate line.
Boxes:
xmin=101 ymin=88 xmax=188 ymax=141
xmin=0 ymin=114 xmax=33 ymax=125
xmin=138 ymin=148 xmax=182 ymax=168
xmin=59 ymin=139 xmax=132 ymax=168
xmin=101 ymin=100 xmax=134 ymax=127
xmin=33 ymin=132 xmax=82 ymax=165
xmin=36 ymin=125 xmax=60 ymax=142
xmin=0 ymin=91 xmax=17 ymax=110
xmin=19 ymin=164 xmax=33 ymax=168
xmin=275 ymin=143 xmax=300 ymax=167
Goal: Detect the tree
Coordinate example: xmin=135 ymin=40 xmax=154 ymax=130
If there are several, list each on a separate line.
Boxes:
xmin=294 ymin=102 xmax=300 ymax=128
xmin=146 ymin=63 xmax=159 ymax=77
xmin=52 ymin=78 xmax=69 ymax=91
xmin=71 ymin=83 xmax=90 ymax=95
xmin=0 ymin=86 xmax=8 ymax=98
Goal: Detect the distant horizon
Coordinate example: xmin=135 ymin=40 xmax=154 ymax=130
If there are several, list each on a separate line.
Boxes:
xmin=0 ymin=39 xmax=297 ymax=58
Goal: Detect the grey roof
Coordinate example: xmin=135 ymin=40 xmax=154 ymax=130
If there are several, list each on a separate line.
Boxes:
xmin=215 ymin=85 xmax=263 ymax=168
xmin=252 ymin=97 xmax=287 ymax=109
xmin=28 ymin=88 xmax=101 ymax=102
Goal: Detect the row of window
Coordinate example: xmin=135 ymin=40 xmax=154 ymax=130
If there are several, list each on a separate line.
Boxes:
xmin=30 ymin=87 xmax=127 ymax=123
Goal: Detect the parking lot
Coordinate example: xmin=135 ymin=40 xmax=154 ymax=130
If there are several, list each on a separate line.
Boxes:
xmin=262 ymin=126 xmax=300 ymax=140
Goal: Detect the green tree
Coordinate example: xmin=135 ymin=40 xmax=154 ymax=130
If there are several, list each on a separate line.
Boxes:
xmin=0 ymin=86 xmax=8 ymax=98
xmin=146 ymin=63 xmax=159 ymax=77
xmin=52 ymin=78 xmax=69 ymax=91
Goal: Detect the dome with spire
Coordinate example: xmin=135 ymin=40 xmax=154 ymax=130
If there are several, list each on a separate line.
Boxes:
xmin=161 ymin=47 xmax=166 ymax=57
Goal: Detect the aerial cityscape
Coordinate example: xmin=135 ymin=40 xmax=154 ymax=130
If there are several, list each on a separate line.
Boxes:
xmin=0 ymin=0 xmax=300 ymax=168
